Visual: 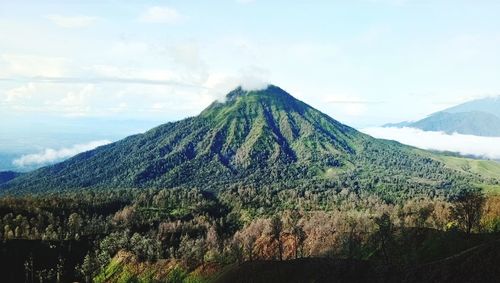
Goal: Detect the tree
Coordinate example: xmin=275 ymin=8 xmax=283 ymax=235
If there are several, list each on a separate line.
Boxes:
xmin=205 ymin=224 xmax=220 ymax=260
xmin=283 ymin=210 xmax=305 ymax=259
xmin=234 ymin=218 xmax=268 ymax=261
xmin=266 ymin=216 xmax=283 ymax=260
xmin=451 ymin=188 xmax=485 ymax=234
xmin=130 ymin=232 xmax=160 ymax=261
xmin=24 ymin=254 xmax=34 ymax=283
xmin=56 ymin=256 xmax=64 ymax=283
xmin=228 ymin=237 xmax=244 ymax=264
xmin=112 ymin=205 xmax=136 ymax=227
xmin=68 ymin=213 xmax=82 ymax=239
xmin=343 ymin=216 xmax=361 ymax=259
xmin=374 ymin=213 xmax=393 ymax=264
xmin=77 ymin=252 xmax=99 ymax=283
xmin=4 ymin=224 xmax=14 ymax=240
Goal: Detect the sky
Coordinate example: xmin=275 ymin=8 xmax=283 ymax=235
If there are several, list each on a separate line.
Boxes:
xmin=1 ymin=0 xmax=500 ymax=169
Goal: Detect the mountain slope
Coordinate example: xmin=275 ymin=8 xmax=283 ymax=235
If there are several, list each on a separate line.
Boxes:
xmin=0 ymin=85 xmax=487 ymax=196
xmin=0 ymin=171 xmax=23 ymax=185
xmin=409 ymin=111 xmax=500 ymax=136
xmin=445 ymin=96 xmax=500 ymax=117
xmin=384 ymin=96 xmax=500 ymax=137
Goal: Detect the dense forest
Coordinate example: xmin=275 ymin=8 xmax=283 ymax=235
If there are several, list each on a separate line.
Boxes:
xmin=0 ymin=185 xmax=499 ymax=282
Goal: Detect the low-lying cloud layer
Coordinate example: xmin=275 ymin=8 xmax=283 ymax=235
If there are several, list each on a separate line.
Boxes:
xmin=13 ymin=140 xmax=111 ymax=167
xmin=362 ymin=127 xmax=500 ymax=160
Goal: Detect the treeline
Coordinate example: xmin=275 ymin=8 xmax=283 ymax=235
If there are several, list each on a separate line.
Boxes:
xmin=0 ymin=186 xmax=499 ymax=282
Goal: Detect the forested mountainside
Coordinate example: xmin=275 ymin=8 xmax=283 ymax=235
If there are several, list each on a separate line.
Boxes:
xmin=0 ymin=171 xmax=22 ymax=185
xmin=1 ymin=85 xmax=490 ymax=199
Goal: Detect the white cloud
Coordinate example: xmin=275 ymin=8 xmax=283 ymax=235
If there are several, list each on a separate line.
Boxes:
xmin=325 ymin=94 xmax=373 ymax=117
xmin=151 ymin=102 xmax=166 ymax=112
xmin=90 ymin=64 xmax=178 ymax=82
xmin=239 ymin=66 xmax=270 ymax=91
xmin=13 ymin=140 xmax=111 ymax=167
xmin=0 ymin=54 xmax=67 ymax=77
xmin=49 ymin=84 xmax=95 ymax=116
xmin=139 ymin=6 xmax=183 ymax=24
xmin=197 ymin=67 xmax=270 ymax=103
xmin=362 ymin=127 xmax=500 ymax=160
xmin=4 ymin=83 xmax=36 ymax=102
xmin=45 ymin=15 xmax=97 ymax=28
xmin=200 ymin=73 xmax=241 ymax=102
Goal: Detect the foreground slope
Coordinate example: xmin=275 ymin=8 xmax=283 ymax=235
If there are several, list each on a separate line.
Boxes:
xmin=214 ymin=239 xmax=500 ymax=283
xmin=0 ymin=85 xmax=488 ymax=195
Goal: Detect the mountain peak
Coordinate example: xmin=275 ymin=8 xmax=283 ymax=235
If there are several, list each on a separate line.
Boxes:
xmin=2 ymin=84 xmax=467 ymax=196
xmin=3 ymin=84 xmax=368 ymax=192
xmin=201 ymin=84 xmax=302 ymax=117
xmin=225 ymin=84 xmax=290 ymax=101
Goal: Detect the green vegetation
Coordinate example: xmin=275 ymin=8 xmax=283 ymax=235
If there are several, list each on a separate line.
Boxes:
xmin=433 ymin=154 xmax=500 ymax=180
xmin=478 ymin=184 xmax=500 ymax=195
xmin=2 ymin=85 xmax=496 ymax=200
xmin=0 ymin=186 xmax=498 ymax=282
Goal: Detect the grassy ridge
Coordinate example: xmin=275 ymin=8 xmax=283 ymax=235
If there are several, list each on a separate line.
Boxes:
xmin=433 ymin=155 xmax=500 ymax=179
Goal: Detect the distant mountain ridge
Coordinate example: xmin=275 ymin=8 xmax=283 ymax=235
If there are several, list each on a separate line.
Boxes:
xmin=384 ymin=96 xmax=500 ymax=137
xmin=445 ymin=96 xmax=500 ymax=117
xmin=0 ymin=171 xmax=23 ymax=185
xmin=0 ymin=85 xmax=490 ymax=196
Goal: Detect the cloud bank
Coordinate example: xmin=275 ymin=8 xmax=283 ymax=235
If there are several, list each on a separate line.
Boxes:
xmin=13 ymin=140 xmax=111 ymax=167
xmin=361 ymin=127 xmax=500 ymax=160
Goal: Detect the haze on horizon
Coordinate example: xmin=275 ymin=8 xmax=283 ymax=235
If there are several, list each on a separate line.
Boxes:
xmin=2 ymin=0 xmax=500 ymax=169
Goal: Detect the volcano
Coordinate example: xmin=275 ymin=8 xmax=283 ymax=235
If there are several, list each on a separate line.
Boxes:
xmin=1 ymin=85 xmax=471 ymax=196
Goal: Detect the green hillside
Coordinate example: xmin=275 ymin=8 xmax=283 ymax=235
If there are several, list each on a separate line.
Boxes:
xmin=433 ymin=155 xmax=500 ymax=180
xmin=1 ymin=85 xmax=496 ymax=197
